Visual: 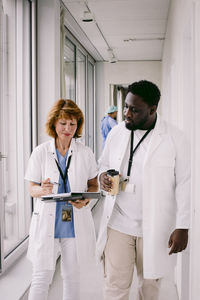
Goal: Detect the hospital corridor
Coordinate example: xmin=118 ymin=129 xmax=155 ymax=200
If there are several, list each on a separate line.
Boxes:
xmin=1 ymin=0 xmax=200 ymax=299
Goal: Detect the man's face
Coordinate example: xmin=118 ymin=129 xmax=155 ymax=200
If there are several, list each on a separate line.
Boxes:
xmin=124 ymin=92 xmax=155 ymax=130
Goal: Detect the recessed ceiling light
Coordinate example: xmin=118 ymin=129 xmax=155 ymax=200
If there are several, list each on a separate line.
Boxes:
xmin=82 ymin=11 xmax=94 ymax=22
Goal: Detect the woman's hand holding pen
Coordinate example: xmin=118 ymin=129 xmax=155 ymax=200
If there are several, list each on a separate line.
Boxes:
xmin=41 ymin=178 xmax=54 ymax=195
xmin=29 ymin=178 xmax=55 ymax=198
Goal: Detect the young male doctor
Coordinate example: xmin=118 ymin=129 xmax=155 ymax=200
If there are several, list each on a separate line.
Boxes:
xmin=97 ymin=80 xmax=190 ymax=300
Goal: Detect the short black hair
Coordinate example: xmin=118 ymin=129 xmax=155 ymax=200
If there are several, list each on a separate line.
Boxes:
xmin=127 ymin=80 xmax=161 ymax=106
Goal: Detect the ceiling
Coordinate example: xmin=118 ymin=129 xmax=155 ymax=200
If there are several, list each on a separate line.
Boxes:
xmin=62 ymin=0 xmax=171 ymax=62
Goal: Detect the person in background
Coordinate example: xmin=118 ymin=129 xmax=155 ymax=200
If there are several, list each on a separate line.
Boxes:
xmin=101 ymin=105 xmax=118 ymax=149
xmin=25 ymin=99 xmax=98 ymax=300
xmin=97 ymin=80 xmax=190 ymax=300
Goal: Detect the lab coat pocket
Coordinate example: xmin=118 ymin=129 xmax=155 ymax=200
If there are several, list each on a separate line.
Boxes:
xmin=152 ymin=158 xmax=175 ymax=189
xmin=29 ymin=212 xmax=40 ymax=240
xmin=154 ymin=158 xmax=175 ymax=168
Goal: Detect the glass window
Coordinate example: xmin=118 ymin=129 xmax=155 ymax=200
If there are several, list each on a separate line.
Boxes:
xmin=77 ymin=49 xmax=86 ymax=144
xmin=0 ymin=0 xmax=32 ymax=273
xmin=63 ymin=38 xmax=76 ymax=101
xmin=61 ymin=29 xmax=96 ymax=150
xmin=87 ymin=61 xmax=95 ymax=151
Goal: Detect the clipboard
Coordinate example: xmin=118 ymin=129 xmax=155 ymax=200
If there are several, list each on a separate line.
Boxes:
xmin=41 ymin=192 xmax=101 ymax=202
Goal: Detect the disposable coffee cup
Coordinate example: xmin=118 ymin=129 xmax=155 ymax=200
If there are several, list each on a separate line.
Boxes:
xmin=106 ymin=169 xmax=119 ymax=196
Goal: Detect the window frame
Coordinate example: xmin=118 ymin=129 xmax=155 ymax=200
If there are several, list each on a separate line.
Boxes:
xmin=0 ymin=0 xmax=33 ymax=275
xmin=62 ymin=28 xmax=96 ymax=152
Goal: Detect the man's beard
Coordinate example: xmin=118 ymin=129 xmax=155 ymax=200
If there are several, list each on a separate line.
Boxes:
xmin=125 ymin=122 xmax=136 ymax=131
xmin=125 ymin=115 xmax=149 ymax=131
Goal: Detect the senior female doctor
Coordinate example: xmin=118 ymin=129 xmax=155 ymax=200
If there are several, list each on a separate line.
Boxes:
xmin=25 ymin=99 xmax=98 ymax=300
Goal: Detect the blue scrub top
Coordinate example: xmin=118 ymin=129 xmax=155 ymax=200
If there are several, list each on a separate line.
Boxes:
xmin=54 ymin=149 xmax=75 ymax=238
xmin=101 ymin=115 xmax=117 ymax=149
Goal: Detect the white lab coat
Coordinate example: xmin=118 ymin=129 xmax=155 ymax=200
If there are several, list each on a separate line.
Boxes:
xmin=25 ymin=138 xmax=98 ymax=270
xmin=97 ymin=114 xmax=190 ymax=279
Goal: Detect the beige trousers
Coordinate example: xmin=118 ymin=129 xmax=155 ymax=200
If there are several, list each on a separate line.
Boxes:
xmin=104 ymin=228 xmax=161 ymax=300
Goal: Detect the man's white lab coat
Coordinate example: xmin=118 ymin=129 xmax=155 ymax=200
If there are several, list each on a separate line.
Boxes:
xmin=25 ymin=139 xmax=98 ymax=270
xmin=97 ymin=114 xmax=190 ymax=279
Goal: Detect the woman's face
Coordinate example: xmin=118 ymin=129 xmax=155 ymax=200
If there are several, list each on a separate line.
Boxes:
xmin=55 ymin=117 xmax=78 ymax=140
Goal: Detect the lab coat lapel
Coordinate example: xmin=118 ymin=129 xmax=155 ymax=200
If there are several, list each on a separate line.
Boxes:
xmin=48 ymin=139 xmax=59 ymax=165
xmin=143 ymin=114 xmax=166 ymax=166
xmin=68 ymin=138 xmax=77 ymax=156
xmin=46 ymin=140 xmax=59 ymax=192
xmin=66 ymin=138 xmax=77 ymax=190
xmin=116 ymin=123 xmax=131 ymax=170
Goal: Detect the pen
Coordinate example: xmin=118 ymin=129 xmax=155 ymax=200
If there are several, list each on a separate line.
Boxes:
xmin=49 ymin=181 xmax=60 ymax=185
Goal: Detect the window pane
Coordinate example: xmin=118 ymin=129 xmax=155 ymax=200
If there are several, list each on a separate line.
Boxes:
xmin=77 ymin=49 xmax=86 ymax=144
xmin=0 ymin=0 xmax=32 ymax=259
xmin=0 ymin=0 xmax=4 ymax=271
xmin=61 ymin=30 xmax=95 ymax=150
xmin=63 ymin=38 xmax=76 ymax=101
xmin=88 ymin=62 xmax=95 ymax=150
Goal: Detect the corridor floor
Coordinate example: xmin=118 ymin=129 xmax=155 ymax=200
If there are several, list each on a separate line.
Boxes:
xmin=47 ymin=258 xmax=178 ymax=300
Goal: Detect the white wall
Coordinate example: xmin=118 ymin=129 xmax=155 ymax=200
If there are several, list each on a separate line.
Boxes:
xmin=161 ymin=0 xmax=193 ymax=135
xmin=190 ymin=1 xmax=200 ymax=299
xmin=96 ymin=61 xmax=161 ymax=158
xmin=37 ymin=0 xmax=60 ymax=144
xmin=161 ymin=0 xmax=200 ymax=299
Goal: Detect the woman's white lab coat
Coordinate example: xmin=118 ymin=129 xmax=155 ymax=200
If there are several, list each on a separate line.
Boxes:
xmin=25 ymin=138 xmax=98 ymax=270
xmin=97 ymin=114 xmax=190 ymax=279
